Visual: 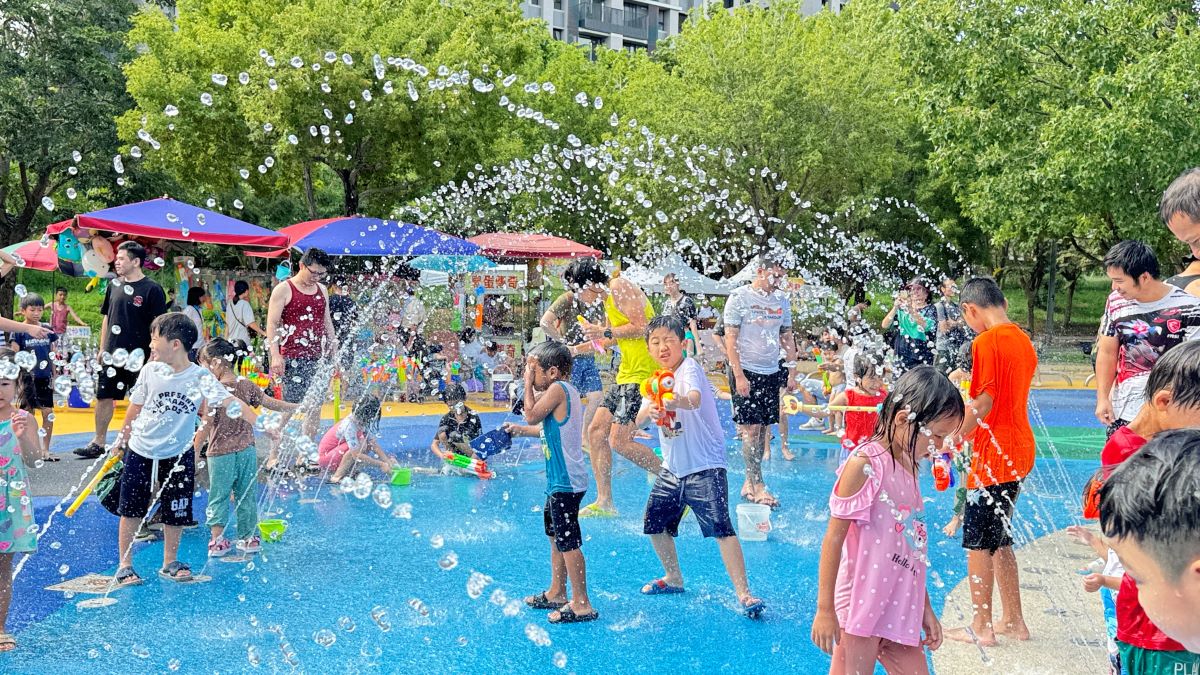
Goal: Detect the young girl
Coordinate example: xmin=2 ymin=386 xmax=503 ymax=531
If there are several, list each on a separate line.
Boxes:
xmin=195 ymin=339 xmax=297 ymax=557
xmin=832 ymin=354 xmax=887 ymax=460
xmin=0 ymin=349 xmax=45 ymax=651
xmin=812 ymin=365 xmax=963 ymax=674
xmin=318 ymin=397 xmax=399 ymax=483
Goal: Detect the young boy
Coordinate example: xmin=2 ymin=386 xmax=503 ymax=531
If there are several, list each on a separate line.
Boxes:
xmin=9 ymin=294 xmax=58 ymax=460
xmin=431 ymin=383 xmax=482 ymax=458
xmin=1101 ymin=430 xmax=1200 ymax=657
xmin=636 ymin=315 xmax=765 ymax=618
xmin=504 ymin=341 xmax=596 ymax=624
xmin=111 ymin=313 xmax=255 ymax=586
xmin=945 ymin=277 xmax=1036 ymax=647
xmin=49 ymin=287 xmax=86 ymax=335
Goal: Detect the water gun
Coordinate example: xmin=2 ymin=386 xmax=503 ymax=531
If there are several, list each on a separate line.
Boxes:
xmin=812 ymin=347 xmax=832 ymax=396
xmin=473 ymin=285 xmax=485 ymax=330
xmin=933 ymin=452 xmax=956 ymax=492
xmin=576 ymin=316 xmax=605 ymax=353
xmin=641 ymin=369 xmax=679 ymax=433
xmin=439 ymin=449 xmax=494 ymax=479
xmin=66 ymin=453 xmax=122 ymax=517
xmin=783 ymin=393 xmax=880 ymax=415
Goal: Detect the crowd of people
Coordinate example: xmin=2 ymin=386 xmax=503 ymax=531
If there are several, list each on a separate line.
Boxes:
xmin=0 ymin=172 xmax=1194 ymax=673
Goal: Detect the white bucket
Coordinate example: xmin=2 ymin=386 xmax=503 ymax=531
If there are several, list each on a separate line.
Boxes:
xmin=736 ymin=503 xmax=772 ymax=542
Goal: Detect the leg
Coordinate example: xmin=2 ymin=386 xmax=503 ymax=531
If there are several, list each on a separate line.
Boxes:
xmin=830 ymin=633 xmax=884 ymax=675
xmin=118 ymin=516 xmax=140 ymax=568
xmin=546 ymin=537 xmax=569 ymax=603
xmin=877 ymin=639 xmax=931 ymax=675
xmin=39 ymin=407 xmax=53 ymax=456
xmin=778 ymin=400 xmax=794 ymax=460
xmin=647 ymin=533 xmax=684 ymax=589
xmin=93 ymin=398 xmax=115 ymax=447
xmin=586 ymin=407 xmax=615 ymax=511
xmin=205 ymin=453 xmax=236 ymax=541
xmin=231 ymin=449 xmax=260 ymax=539
xmin=994 ymin=546 xmax=1030 ymax=639
xmin=608 ymin=423 xmax=662 ymax=473
xmin=162 ymin=524 xmax=182 ymax=568
xmin=0 ymin=554 xmax=12 ymax=635
xmin=738 ymin=423 xmax=762 ymax=498
xmin=716 ymin=536 xmax=758 ymax=604
xmin=560 ymin=548 xmax=593 ymax=616
xmin=945 ymin=549 xmax=998 ymax=646
xmin=330 ymin=449 xmax=359 ymax=483
xmin=581 ymin=393 xmax=601 ymax=451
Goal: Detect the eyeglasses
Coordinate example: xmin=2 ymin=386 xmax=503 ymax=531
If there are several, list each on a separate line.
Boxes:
xmin=306 ymin=266 xmax=328 ymax=279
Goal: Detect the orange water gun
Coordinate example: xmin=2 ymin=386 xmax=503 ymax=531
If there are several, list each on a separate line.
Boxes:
xmin=641 ymin=369 xmax=680 ymax=433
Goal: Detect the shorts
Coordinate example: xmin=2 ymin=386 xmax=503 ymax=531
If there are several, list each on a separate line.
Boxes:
xmin=283 ymin=358 xmax=320 ymax=404
xmin=543 ymin=491 xmax=586 ymax=552
xmin=731 ymin=369 xmax=782 ymax=426
xmin=116 ymin=450 xmax=195 ymax=526
xmin=570 ymin=355 xmax=602 ymax=395
xmin=1105 ymin=418 xmax=1129 ymax=439
xmin=1117 ymin=640 xmax=1200 ymax=674
xmin=30 ymin=377 xmax=53 ymax=409
xmin=601 ymin=382 xmax=643 ymax=426
xmin=643 ymin=467 xmax=736 ymax=539
xmin=962 ymin=480 xmax=1021 ymax=552
xmin=96 ymin=364 xmax=140 ymax=401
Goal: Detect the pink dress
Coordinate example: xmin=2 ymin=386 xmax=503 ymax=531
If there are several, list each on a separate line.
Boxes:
xmin=829 ymin=441 xmax=929 ymax=647
xmin=317 ymin=418 xmax=363 ymax=469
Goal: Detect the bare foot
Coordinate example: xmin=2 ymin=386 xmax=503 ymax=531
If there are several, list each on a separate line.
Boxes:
xmin=945 ymin=626 xmax=997 ymax=647
xmin=781 ymin=445 xmax=795 ymax=461
xmin=751 ymin=488 xmax=779 ymax=508
xmin=996 ymin=620 xmax=1031 ymax=641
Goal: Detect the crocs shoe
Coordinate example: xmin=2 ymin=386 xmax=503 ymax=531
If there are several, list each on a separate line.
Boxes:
xmin=236 ymin=536 xmax=262 ymax=554
xmin=208 ymin=537 xmax=233 ymax=558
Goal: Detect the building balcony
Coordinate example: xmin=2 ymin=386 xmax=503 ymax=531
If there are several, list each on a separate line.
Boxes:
xmin=575 ymin=2 xmax=649 ymax=40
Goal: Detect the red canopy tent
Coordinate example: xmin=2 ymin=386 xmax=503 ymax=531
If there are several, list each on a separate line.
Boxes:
xmin=467 ymin=233 xmax=602 ymax=259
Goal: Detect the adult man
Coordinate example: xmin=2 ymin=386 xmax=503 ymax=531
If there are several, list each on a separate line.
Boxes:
xmin=723 ymin=254 xmax=798 ymax=508
xmin=1159 ymin=167 xmax=1200 ymax=297
xmin=266 ymin=248 xmax=337 ymax=436
xmin=579 ymin=259 xmax=663 ymax=517
xmin=933 ymin=277 xmax=972 ymax=376
xmin=1094 ymin=240 xmax=1200 ymax=435
xmin=541 ymin=260 xmax=606 ymax=440
xmin=661 ymin=273 xmax=699 ymax=358
xmin=74 ymin=241 xmax=168 ymax=459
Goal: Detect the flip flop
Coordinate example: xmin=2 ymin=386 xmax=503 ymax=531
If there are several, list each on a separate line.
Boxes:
xmin=114 ymin=566 xmax=143 ymax=587
xmin=158 ymin=561 xmax=193 ymax=583
xmin=578 ymin=503 xmax=618 ymax=519
xmin=39 ymin=455 xmax=61 ymax=463
xmin=742 ymin=599 xmax=766 ymax=619
xmin=548 ymin=606 xmax=599 ymax=624
xmin=641 ymin=578 xmax=685 ymax=595
xmin=525 ymin=592 xmax=566 ymax=610
xmin=0 ymin=632 xmax=14 ymax=652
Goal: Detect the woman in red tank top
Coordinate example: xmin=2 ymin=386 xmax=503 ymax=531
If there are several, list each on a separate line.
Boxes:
xmin=279 ymin=278 xmax=328 ymax=360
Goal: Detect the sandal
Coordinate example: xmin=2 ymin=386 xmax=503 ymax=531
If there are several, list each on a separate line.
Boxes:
xmin=548 ymin=606 xmax=599 ymax=624
xmin=39 ymin=454 xmax=61 ymax=463
xmin=578 ymin=503 xmax=618 ymax=519
xmin=114 ymin=566 xmax=143 ymax=587
xmin=158 ymin=561 xmax=192 ymax=582
xmin=641 ymin=578 xmax=685 ymax=595
xmin=525 ymin=592 xmax=566 ymax=610
xmin=0 ymin=632 xmax=14 ymax=652
xmin=742 ymin=598 xmax=767 ymax=619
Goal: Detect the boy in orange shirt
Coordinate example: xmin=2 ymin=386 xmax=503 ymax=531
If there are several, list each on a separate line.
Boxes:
xmin=945 ymin=277 xmax=1037 ymax=648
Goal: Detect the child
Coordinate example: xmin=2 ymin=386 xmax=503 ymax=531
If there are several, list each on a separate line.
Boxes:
xmin=195 ymin=339 xmax=297 ymax=557
xmin=0 ymin=349 xmax=45 ymax=652
xmin=8 ymin=294 xmax=58 ymax=460
xmin=635 ymin=316 xmax=765 ymax=618
xmin=431 ymin=383 xmax=482 ymax=459
xmin=504 ymin=341 xmax=596 ymax=624
xmin=112 ymin=313 xmax=256 ymax=586
xmin=945 ymin=277 xmax=1037 ymax=647
xmin=812 ymin=366 xmax=963 ymax=673
xmin=817 ymin=339 xmax=846 ymax=436
xmin=1100 ymin=430 xmax=1200 ymax=656
xmin=49 ymin=287 xmax=86 ymax=336
xmin=318 ymin=397 xmax=399 ymax=484
xmin=813 ymin=353 xmax=886 ymax=462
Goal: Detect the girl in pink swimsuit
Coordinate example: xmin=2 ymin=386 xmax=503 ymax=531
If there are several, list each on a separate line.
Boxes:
xmin=317 ymin=397 xmax=399 ymax=483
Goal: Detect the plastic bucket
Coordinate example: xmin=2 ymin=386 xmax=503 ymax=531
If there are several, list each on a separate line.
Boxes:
xmin=258 ymin=519 xmax=288 ymax=543
xmin=390 ymin=467 xmax=412 ymax=486
xmin=492 ymin=374 xmax=513 ymax=401
xmin=736 ymin=503 xmax=772 ymax=542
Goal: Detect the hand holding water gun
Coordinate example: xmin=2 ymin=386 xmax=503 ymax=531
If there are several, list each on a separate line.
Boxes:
xmin=576 ymin=315 xmax=607 ymax=353
xmin=812 ymin=347 xmax=832 ymax=396
xmin=932 ymin=452 xmax=956 ymax=492
xmin=641 ymin=369 xmax=679 ymax=433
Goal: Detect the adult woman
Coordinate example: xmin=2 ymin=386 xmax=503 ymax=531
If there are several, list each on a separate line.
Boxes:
xmin=881 ymin=278 xmax=937 ymax=372
xmin=182 ymin=287 xmax=209 ymax=361
xmin=540 ymin=260 xmax=607 ymax=445
xmin=224 ymin=280 xmax=265 ymax=369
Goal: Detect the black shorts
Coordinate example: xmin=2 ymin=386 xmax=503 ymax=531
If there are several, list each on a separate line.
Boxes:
xmin=643 ymin=467 xmax=736 ymax=539
xmin=116 ymin=450 xmax=195 ymax=526
xmin=283 ymin=358 xmax=320 ymax=404
xmin=96 ymin=365 xmax=140 ymax=401
xmin=601 ymin=382 xmax=643 ymax=426
xmin=1105 ymin=419 xmax=1129 ymax=439
xmin=543 ymin=491 xmax=586 ymax=552
xmin=731 ymin=369 xmax=782 ymax=426
xmin=30 ymin=377 xmax=53 ymax=409
xmin=963 ymin=480 xmax=1021 ymax=552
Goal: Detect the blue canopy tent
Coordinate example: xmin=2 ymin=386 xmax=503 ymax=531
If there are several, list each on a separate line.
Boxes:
xmin=247 ymin=217 xmax=479 ymax=257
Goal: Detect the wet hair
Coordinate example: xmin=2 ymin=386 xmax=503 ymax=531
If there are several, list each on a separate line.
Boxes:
xmin=19 ymin=293 xmax=45 ymax=310
xmin=1103 ymin=240 xmax=1160 ymax=281
xmin=117 ymin=241 xmax=146 ymax=267
xmin=442 ymin=382 xmax=467 ymax=404
xmin=646 ymin=315 xmax=686 ymax=341
xmin=853 ymin=353 xmax=881 ymax=382
xmin=870 ymin=365 xmax=964 ymax=474
xmin=528 ymin=340 xmax=572 ymax=378
xmin=353 ymin=396 xmax=382 ymax=434
xmin=151 ymin=312 xmax=198 ymax=349
xmin=959 ymin=277 xmax=1006 ymax=309
xmin=200 ymin=337 xmax=238 ymax=367
xmin=187 ymin=286 xmax=206 ymax=307
xmin=1159 ymin=167 xmax=1200 ymax=225
xmin=55 ymin=286 xmax=67 ymax=295
xmin=1100 ymin=429 xmax=1200 ymax=578
xmin=1143 ymin=340 xmax=1200 ymax=407
xmin=232 ymin=280 xmax=250 ymax=303
xmin=300 ymin=247 xmax=332 ymax=269
xmin=565 ymin=258 xmax=609 ymax=288
xmin=0 ymin=348 xmax=35 ymax=412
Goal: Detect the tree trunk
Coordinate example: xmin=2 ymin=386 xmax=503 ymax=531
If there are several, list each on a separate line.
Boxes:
xmin=1020 ymin=244 xmax=1048 ymax=334
xmin=338 ymin=168 xmax=359 ymax=216
xmin=303 ymin=162 xmax=318 ymax=219
xmin=1064 ymin=276 xmax=1078 ymax=330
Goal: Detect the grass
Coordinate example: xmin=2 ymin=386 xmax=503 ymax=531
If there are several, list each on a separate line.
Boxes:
xmin=11 ymin=267 xmax=180 ymax=331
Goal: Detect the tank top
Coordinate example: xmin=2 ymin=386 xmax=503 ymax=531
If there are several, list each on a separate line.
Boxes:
xmin=1165 ymin=272 xmax=1200 ymax=292
xmin=279 ymin=280 xmax=327 ymax=359
xmin=843 ymin=388 xmax=886 ymax=448
xmin=605 ymin=291 xmax=656 ymax=385
xmin=542 ymin=381 xmax=589 ymax=494
xmin=50 ymin=304 xmax=68 ymax=335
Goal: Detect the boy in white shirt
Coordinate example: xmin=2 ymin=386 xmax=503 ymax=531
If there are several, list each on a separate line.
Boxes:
xmin=636 ymin=315 xmax=765 ymax=618
xmin=112 ymin=313 xmax=255 ymax=586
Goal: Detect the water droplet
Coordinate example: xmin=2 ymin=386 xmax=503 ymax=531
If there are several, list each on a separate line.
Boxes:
xmin=14 ymin=284 xmax=27 ymax=298
xmin=438 ymin=552 xmax=459 ymax=570
xmin=430 ymin=534 xmax=444 ymax=549
xmin=211 ymin=73 xmax=228 ymax=86
xmin=233 ymin=199 xmax=244 ymax=209
xmin=58 ymin=563 xmax=69 ymax=575
xmin=112 ymin=156 xmax=124 ymax=174
xmin=66 ymin=188 xmax=77 ymax=199
xmin=290 ymin=56 xmax=304 ymax=68
xmin=524 ymin=623 xmax=551 ymax=647
xmin=41 ymin=196 xmax=55 ymax=211
xmin=313 ymin=628 xmax=336 ymax=648
xmin=337 ymin=616 xmax=356 ymax=632
xmin=238 ymin=72 xmax=250 ymax=85
xmin=131 ymin=644 xmax=150 ymax=658
xmin=71 ymin=150 xmax=82 ymax=163
xmin=200 ymin=92 xmax=213 ymax=106
xmin=553 ymin=652 xmax=568 ymax=668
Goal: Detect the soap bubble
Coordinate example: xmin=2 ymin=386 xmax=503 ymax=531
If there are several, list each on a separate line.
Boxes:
xmin=438 ymin=552 xmax=459 ymax=570
xmin=40 ymin=197 xmax=54 ymax=211
xmin=200 ymin=92 xmax=213 ymax=106
xmin=226 ymin=401 xmax=243 ymax=419
xmin=131 ymin=644 xmax=150 ymax=658
xmin=371 ymin=485 xmax=392 ymax=509
xmin=430 ymin=534 xmax=444 ymax=549
xmin=313 ymin=629 xmax=336 ymax=648
xmin=524 ymin=623 xmax=551 ymax=647
xmin=167 ymin=658 xmax=181 ymax=671
xmin=337 ymin=616 xmax=356 ymax=632
xmin=14 ymin=351 xmax=35 ymax=371
xmin=238 ymin=72 xmax=250 ymax=85
xmin=211 ymin=73 xmax=228 ymax=86
xmin=553 ymin=652 xmax=568 ymax=668
xmin=71 ymin=150 xmax=82 ymax=163
xmin=58 ymin=564 xmax=69 ymax=575
xmin=391 ymin=503 xmax=413 ymax=519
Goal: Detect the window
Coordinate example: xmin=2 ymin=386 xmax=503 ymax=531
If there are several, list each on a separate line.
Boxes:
xmin=530 ymin=0 xmax=540 ymax=6
xmin=657 ymin=9 xmax=666 ymax=31
xmin=553 ymin=28 xmax=564 ymax=40
xmin=678 ymin=12 xmax=687 ymax=32
xmin=624 ymin=2 xmax=648 ymax=27
xmin=723 ymin=0 xmax=734 ymax=8
xmin=554 ymin=0 xmax=562 ymax=9
xmin=623 ymin=41 xmax=646 ymax=54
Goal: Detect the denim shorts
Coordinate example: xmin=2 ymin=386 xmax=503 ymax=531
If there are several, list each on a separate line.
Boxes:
xmin=643 ymin=467 xmax=736 ymax=539
xmin=570 ymin=355 xmax=602 ymax=395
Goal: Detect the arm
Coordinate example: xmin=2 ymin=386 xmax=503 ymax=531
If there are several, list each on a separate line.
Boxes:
xmin=523 ymin=380 xmax=565 ymax=426
xmin=115 ymin=404 xmax=144 ymax=450
xmin=725 ymin=326 xmax=749 ymax=397
xmin=958 ymin=391 xmax=993 ymax=440
xmin=812 ymin=515 xmax=852 ymax=654
xmin=1094 ymin=335 xmax=1118 ymax=423
xmin=259 ymin=394 xmax=299 ymax=413
xmin=11 ymin=411 xmax=42 ymax=465
xmin=265 ymin=283 xmax=289 ymax=376
xmin=881 ymin=302 xmax=899 ymax=330
xmin=503 ymin=423 xmax=540 ymax=437
xmin=609 ymin=280 xmax=650 ymax=339
xmin=781 ymin=327 xmax=798 ymax=389
xmin=0 ymin=249 xmax=15 ymax=278
xmin=321 ymin=285 xmax=338 ymax=358
xmin=909 ymin=304 xmax=928 ymax=329
xmin=0 ymin=318 xmax=48 ymax=339
xmin=67 ymin=305 xmax=86 ymax=326
xmin=193 ymin=413 xmax=214 ymax=453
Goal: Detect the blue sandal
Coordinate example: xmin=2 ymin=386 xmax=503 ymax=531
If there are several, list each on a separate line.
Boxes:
xmin=743 ymin=599 xmax=766 ymax=619
xmin=158 ymin=561 xmax=192 ymax=582
xmin=641 ymin=578 xmax=685 ymax=595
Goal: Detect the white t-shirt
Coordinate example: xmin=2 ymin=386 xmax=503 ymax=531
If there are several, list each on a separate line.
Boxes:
xmin=129 ymin=362 xmax=229 ymax=459
xmin=653 ymin=357 xmax=727 ymax=478
xmin=723 ymin=285 xmax=792 ymax=375
xmin=842 ymin=345 xmax=860 ymax=388
xmin=225 ymin=299 xmax=256 ymax=346
xmin=182 ymin=306 xmax=205 ymax=350
xmin=459 ymin=339 xmax=483 ymax=365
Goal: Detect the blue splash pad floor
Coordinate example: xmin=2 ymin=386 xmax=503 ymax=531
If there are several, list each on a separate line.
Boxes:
xmin=3 ymin=391 xmax=1100 ymax=673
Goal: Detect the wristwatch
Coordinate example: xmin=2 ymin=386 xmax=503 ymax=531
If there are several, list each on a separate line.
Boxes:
xmin=603 ymin=328 xmax=613 ymax=339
